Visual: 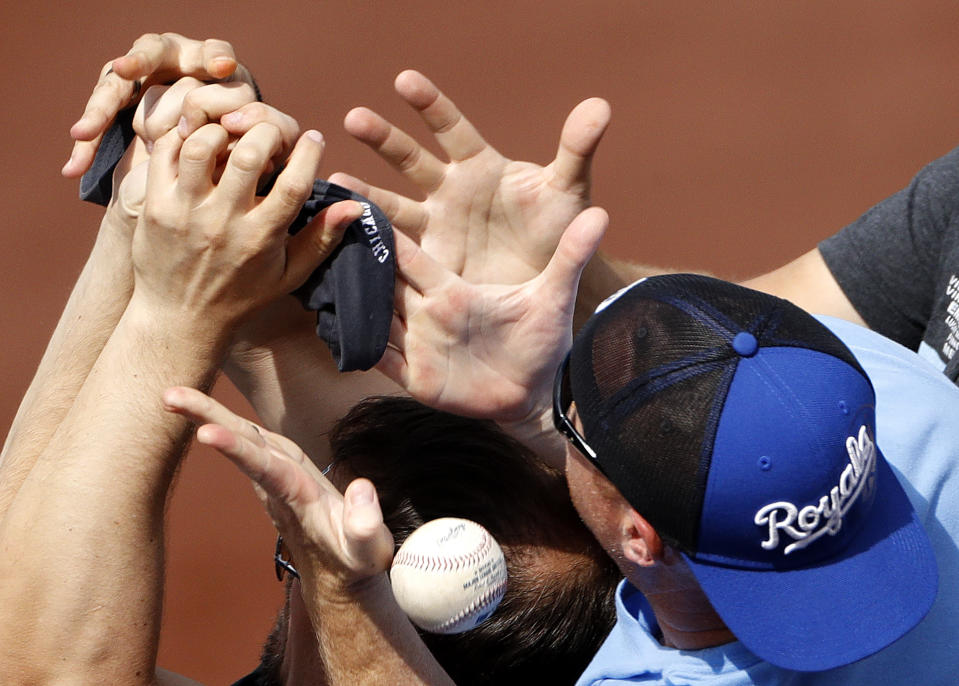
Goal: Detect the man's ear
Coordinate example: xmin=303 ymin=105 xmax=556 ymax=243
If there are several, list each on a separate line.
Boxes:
xmin=620 ymin=508 xmax=663 ymax=567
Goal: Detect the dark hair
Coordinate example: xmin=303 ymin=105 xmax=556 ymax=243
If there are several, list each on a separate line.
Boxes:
xmin=326 ymin=396 xmax=619 ymax=686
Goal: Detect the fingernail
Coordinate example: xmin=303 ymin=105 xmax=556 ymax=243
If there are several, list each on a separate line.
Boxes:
xmin=212 ymin=56 xmax=235 ymax=73
xmin=145 ymin=140 xmax=154 ymax=153
xmin=177 ymin=116 xmax=189 ymax=137
xmin=306 ymin=129 xmax=324 ymax=145
xmin=349 ymin=483 xmax=374 ymax=505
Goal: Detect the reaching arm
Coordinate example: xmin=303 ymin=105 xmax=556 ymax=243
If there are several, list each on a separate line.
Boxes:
xmin=0 ymin=179 xmax=140 ymax=520
xmin=224 ymin=297 xmax=403 ymax=467
xmin=163 ymin=387 xmax=455 ymax=686
xmin=741 ymin=247 xmax=866 ymax=324
xmin=4 ymin=36 xmax=275 ymax=507
xmin=0 ymin=117 xmax=350 ymax=683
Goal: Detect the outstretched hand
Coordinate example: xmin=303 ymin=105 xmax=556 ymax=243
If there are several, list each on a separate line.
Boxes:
xmin=377 ymin=207 xmax=608 ymax=442
xmin=331 ymin=70 xmax=610 ymax=285
xmin=64 ymin=32 xmax=256 ymax=178
xmin=163 ymin=387 xmax=395 ymax=588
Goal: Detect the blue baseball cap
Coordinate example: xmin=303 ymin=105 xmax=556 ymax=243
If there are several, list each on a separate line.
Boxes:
xmin=565 ymin=273 xmax=937 ymax=671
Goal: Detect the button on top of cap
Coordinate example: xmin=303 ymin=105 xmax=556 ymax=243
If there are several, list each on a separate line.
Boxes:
xmin=732 ymin=331 xmax=759 ymax=357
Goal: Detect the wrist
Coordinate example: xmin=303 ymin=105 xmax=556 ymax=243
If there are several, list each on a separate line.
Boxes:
xmin=124 ymin=291 xmax=234 ymax=365
xmin=300 ymin=567 xmax=396 ymax=614
xmin=96 ymin=206 xmax=136 ymax=248
xmin=497 ymin=402 xmax=567 ymax=470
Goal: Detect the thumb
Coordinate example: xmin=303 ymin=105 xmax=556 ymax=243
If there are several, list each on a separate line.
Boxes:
xmin=539 ymin=207 xmax=609 ymax=300
xmin=113 ymin=156 xmax=150 ymax=222
xmin=342 ymin=478 xmax=395 ymax=578
xmin=284 ymin=200 xmax=364 ymax=290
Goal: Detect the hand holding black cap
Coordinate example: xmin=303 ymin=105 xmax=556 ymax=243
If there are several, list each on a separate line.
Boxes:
xmin=80 ymin=114 xmax=395 ymax=372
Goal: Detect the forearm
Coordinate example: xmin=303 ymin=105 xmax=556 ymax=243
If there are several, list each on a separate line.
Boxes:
xmin=575 ymin=252 xmax=674 ymax=330
xmin=304 ymin=574 xmax=455 ymax=686
xmin=226 ymin=307 xmax=402 ymax=465
xmin=579 ymin=247 xmax=865 ymax=329
xmin=741 ymin=248 xmax=866 ymax=325
xmin=0 ymin=212 xmax=134 ymax=521
xmin=0 ymin=302 xmax=226 ymax=684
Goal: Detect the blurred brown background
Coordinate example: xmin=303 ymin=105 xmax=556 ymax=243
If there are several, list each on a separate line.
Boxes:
xmin=2 ymin=1 xmax=959 ymax=682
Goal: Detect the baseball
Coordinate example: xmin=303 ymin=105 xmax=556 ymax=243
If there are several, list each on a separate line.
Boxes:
xmin=390 ymin=517 xmax=508 ymax=634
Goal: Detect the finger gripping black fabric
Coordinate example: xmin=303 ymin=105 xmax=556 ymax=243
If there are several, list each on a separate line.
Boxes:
xmin=288 ymin=180 xmax=395 ymax=372
xmin=78 ymin=108 xmax=136 ymax=206
xmin=80 ymin=119 xmax=395 ymax=371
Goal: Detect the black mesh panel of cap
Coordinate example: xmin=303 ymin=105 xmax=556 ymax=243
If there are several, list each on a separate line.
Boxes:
xmin=568 ymin=273 xmax=868 ymax=554
xmin=668 ymin=273 xmax=868 ymax=377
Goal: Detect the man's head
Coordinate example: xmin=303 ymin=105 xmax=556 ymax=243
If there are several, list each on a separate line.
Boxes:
xmin=254 ymin=396 xmax=620 ymax=686
xmin=326 ymin=396 xmax=620 ymax=685
xmin=554 ymin=273 xmax=938 ymax=671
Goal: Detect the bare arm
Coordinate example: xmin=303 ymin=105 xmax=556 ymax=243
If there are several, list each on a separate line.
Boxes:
xmin=164 ymin=388 xmax=455 ymax=686
xmin=741 ymin=247 xmax=866 ymax=324
xmin=3 ymin=35 xmax=278 ymax=523
xmin=567 ymin=247 xmax=866 ymax=328
xmin=0 ymin=295 xmax=226 ymax=683
xmin=0 ymin=198 xmax=138 ymax=519
xmin=0 ymin=119 xmax=348 ymax=683
xmin=223 ymin=296 xmax=403 ymax=467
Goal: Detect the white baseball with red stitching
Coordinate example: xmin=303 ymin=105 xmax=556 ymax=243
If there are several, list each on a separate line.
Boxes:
xmin=390 ymin=517 xmax=508 ymax=634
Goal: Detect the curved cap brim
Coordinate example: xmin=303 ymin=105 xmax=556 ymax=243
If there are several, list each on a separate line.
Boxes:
xmin=684 ymin=454 xmax=937 ymax=672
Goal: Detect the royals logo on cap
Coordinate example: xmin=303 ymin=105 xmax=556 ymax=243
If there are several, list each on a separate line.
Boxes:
xmin=755 ymin=424 xmax=877 ymax=557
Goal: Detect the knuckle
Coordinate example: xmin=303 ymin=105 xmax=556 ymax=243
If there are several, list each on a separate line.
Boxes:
xmin=134 ymin=32 xmax=162 ymax=47
xmin=201 ymin=228 xmax=228 ymax=250
xmin=142 ymin=120 xmax=171 ymax=143
xmin=181 ymin=137 xmax=216 ymax=162
xmin=239 ymin=101 xmax=269 ymax=122
xmin=230 ymin=145 xmax=266 ymax=173
xmin=82 ymin=103 xmax=108 ymax=122
xmin=143 ymin=202 xmax=168 ymax=226
xmin=397 ymin=144 xmax=422 ymax=173
xmin=175 ymin=76 xmax=206 ymax=91
xmin=273 ymin=179 xmax=310 ymax=208
xmin=181 ymin=89 xmax=202 ymax=111
xmin=434 ymin=110 xmax=463 ymax=135
xmin=152 ymin=131 xmax=178 ymax=151
xmin=203 ymin=37 xmax=230 ymax=49
xmin=235 ymin=82 xmax=256 ymax=100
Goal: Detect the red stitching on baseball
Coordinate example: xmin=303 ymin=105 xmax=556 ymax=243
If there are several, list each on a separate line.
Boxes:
xmin=392 ymin=529 xmax=491 ymax=573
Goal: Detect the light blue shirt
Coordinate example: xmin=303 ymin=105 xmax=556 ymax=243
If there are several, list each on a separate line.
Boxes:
xmin=577 ymin=317 xmax=959 ymax=685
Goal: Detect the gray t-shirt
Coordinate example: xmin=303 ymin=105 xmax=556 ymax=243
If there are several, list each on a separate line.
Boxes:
xmin=819 ymin=145 xmax=959 ymax=382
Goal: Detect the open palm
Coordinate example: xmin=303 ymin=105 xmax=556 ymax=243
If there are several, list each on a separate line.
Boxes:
xmin=377 ymin=208 xmax=608 ymax=430
xmin=330 ymin=70 xmax=611 ymax=285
